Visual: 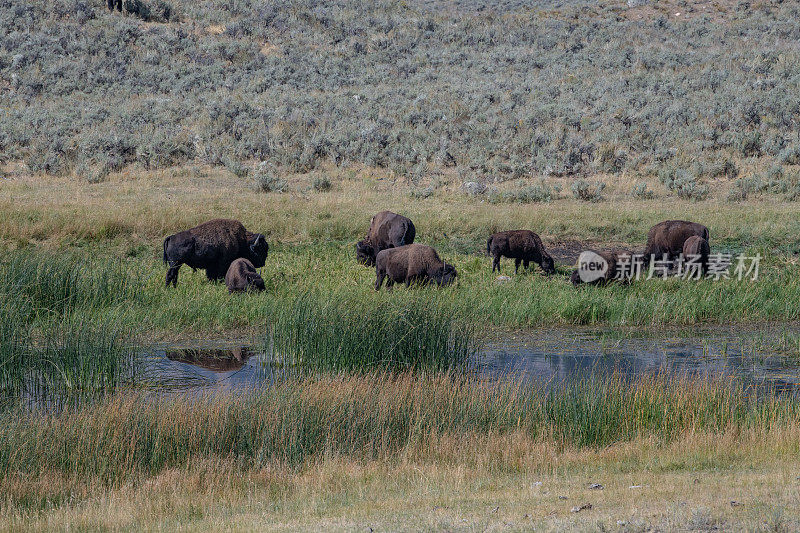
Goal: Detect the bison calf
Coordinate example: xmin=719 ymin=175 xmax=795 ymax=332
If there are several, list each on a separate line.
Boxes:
xmin=487 ymin=230 xmax=555 ymax=275
xmin=374 ymin=244 xmax=456 ymax=290
xmin=570 ymin=249 xmax=619 ymax=286
xmin=225 ymin=258 xmax=266 ymax=293
xmin=357 ymin=211 xmax=416 ymax=266
xmin=163 ymin=219 xmax=268 ymax=287
xmin=644 ymin=220 xmax=709 ymax=262
xmin=681 ymin=236 xmax=710 ymax=275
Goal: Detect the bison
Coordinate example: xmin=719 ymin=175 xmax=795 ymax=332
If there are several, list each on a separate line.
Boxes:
xmin=163 ymin=219 xmax=268 ymax=287
xmin=374 ymin=244 xmax=457 ymax=290
xmin=225 ymin=258 xmax=266 ymax=293
xmin=356 ymin=211 xmax=416 ymax=266
xmin=570 ymin=249 xmax=619 ymax=286
xmin=487 ymin=230 xmax=556 ymax=275
xmin=681 ymin=235 xmax=710 ymax=275
xmin=644 ymin=220 xmax=709 ymax=262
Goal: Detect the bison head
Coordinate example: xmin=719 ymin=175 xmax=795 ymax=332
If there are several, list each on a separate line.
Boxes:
xmin=540 ymin=252 xmax=556 ymax=275
xmin=356 ymin=240 xmax=376 ymax=266
xmin=248 ymin=233 xmax=269 ymax=268
xmin=432 ymin=263 xmax=457 ymax=287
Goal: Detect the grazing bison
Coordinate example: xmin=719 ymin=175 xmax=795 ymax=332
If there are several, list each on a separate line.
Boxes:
xmin=570 ymin=249 xmax=619 ymax=286
xmin=487 ymin=230 xmax=556 ymax=275
xmin=356 ymin=211 xmax=416 ymax=266
xmin=374 ymin=244 xmax=457 ymax=290
xmin=644 ymin=220 xmax=709 ymax=262
xmin=225 ymin=258 xmax=266 ymax=293
xmin=682 ymin=236 xmax=710 ymax=275
xmin=163 ymin=219 xmax=268 ymax=287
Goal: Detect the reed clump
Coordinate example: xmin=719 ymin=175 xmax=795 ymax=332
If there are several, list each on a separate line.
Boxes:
xmin=0 ymin=252 xmax=139 ymax=403
xmin=268 ymin=293 xmax=477 ymax=372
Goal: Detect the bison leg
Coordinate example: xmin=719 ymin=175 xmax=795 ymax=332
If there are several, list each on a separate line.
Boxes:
xmin=375 ymin=270 xmax=386 ymax=291
xmin=514 ymin=258 xmax=522 ymax=274
xmin=165 ymin=264 xmax=181 ymax=288
xmin=205 ymin=266 xmax=225 ymax=282
xmin=492 ymin=254 xmax=501 ymax=273
xmin=523 ymin=259 xmax=530 ymax=271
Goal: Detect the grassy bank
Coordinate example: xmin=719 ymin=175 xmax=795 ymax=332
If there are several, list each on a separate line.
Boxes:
xmin=2 ymin=373 xmax=799 ymax=529
xmin=1 ymin=170 xmax=800 ymax=340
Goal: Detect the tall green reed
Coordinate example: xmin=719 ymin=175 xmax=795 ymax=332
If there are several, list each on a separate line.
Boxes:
xmin=0 ymin=251 xmax=140 ymax=403
xmin=268 ymin=293 xmax=477 ymax=371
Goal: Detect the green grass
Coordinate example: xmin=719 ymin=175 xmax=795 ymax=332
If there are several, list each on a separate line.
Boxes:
xmin=1 ymin=372 xmax=796 ymax=489
xmin=269 ymin=293 xmax=476 ymax=372
xmin=0 ymin=254 xmax=139 ymax=404
xmin=4 ymin=243 xmax=800 ymax=341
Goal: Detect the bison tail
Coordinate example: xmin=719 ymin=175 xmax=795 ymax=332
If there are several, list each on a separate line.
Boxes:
xmin=162 ymin=237 xmax=169 ymax=265
xmin=400 ymin=222 xmax=413 ymax=247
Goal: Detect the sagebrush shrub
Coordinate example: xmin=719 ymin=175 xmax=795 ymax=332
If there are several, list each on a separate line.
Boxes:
xmin=571 ymin=179 xmax=605 ymax=202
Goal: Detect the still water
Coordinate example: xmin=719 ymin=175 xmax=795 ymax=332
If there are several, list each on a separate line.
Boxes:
xmin=143 ymin=325 xmax=800 ymax=393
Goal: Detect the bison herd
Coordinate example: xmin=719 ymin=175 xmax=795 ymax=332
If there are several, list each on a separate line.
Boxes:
xmin=161 ymin=213 xmax=711 ymax=293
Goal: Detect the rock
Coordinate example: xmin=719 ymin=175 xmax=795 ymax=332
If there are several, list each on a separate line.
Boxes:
xmin=461 ymin=181 xmax=487 ymax=196
xmin=495 ymin=275 xmax=512 ymax=283
xmin=491 ymin=506 xmax=499 ymax=513
xmin=588 ymin=483 xmax=604 ymax=490
xmin=558 ymin=496 xmax=568 ymax=500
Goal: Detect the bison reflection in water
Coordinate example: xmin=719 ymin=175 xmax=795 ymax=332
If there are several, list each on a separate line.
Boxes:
xmin=162 ymin=219 xmax=268 ymax=287
xmin=356 ymin=211 xmax=416 ymax=266
xmin=166 ymin=347 xmax=254 ymax=372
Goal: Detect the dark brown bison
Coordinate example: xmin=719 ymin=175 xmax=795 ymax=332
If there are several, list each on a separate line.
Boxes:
xmin=356 ymin=211 xmax=416 ymax=266
xmin=487 ymin=230 xmax=555 ymax=275
xmin=570 ymin=249 xmax=619 ymax=286
xmin=644 ymin=220 xmax=709 ymax=262
xmin=374 ymin=244 xmax=457 ymax=290
xmin=225 ymin=258 xmax=266 ymax=293
xmin=163 ymin=219 xmax=268 ymax=287
xmin=682 ymin=236 xmax=710 ymax=275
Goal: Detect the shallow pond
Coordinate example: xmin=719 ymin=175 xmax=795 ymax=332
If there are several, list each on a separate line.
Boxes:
xmin=140 ymin=324 xmax=800 ymax=394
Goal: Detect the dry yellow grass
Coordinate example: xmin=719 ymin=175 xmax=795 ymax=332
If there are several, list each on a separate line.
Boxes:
xmin=1 ymin=165 xmax=797 ymax=251
xmin=3 ymin=431 xmax=799 ymax=531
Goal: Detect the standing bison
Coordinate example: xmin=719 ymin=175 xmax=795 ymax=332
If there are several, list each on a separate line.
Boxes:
xmin=162 ymin=219 xmax=268 ymax=287
xmin=356 ymin=211 xmax=416 ymax=266
xmin=682 ymin=236 xmax=711 ymax=275
xmin=487 ymin=230 xmax=556 ymax=275
xmin=225 ymin=258 xmax=266 ymax=293
xmin=374 ymin=244 xmax=457 ymax=290
xmin=644 ymin=220 xmax=709 ymax=261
